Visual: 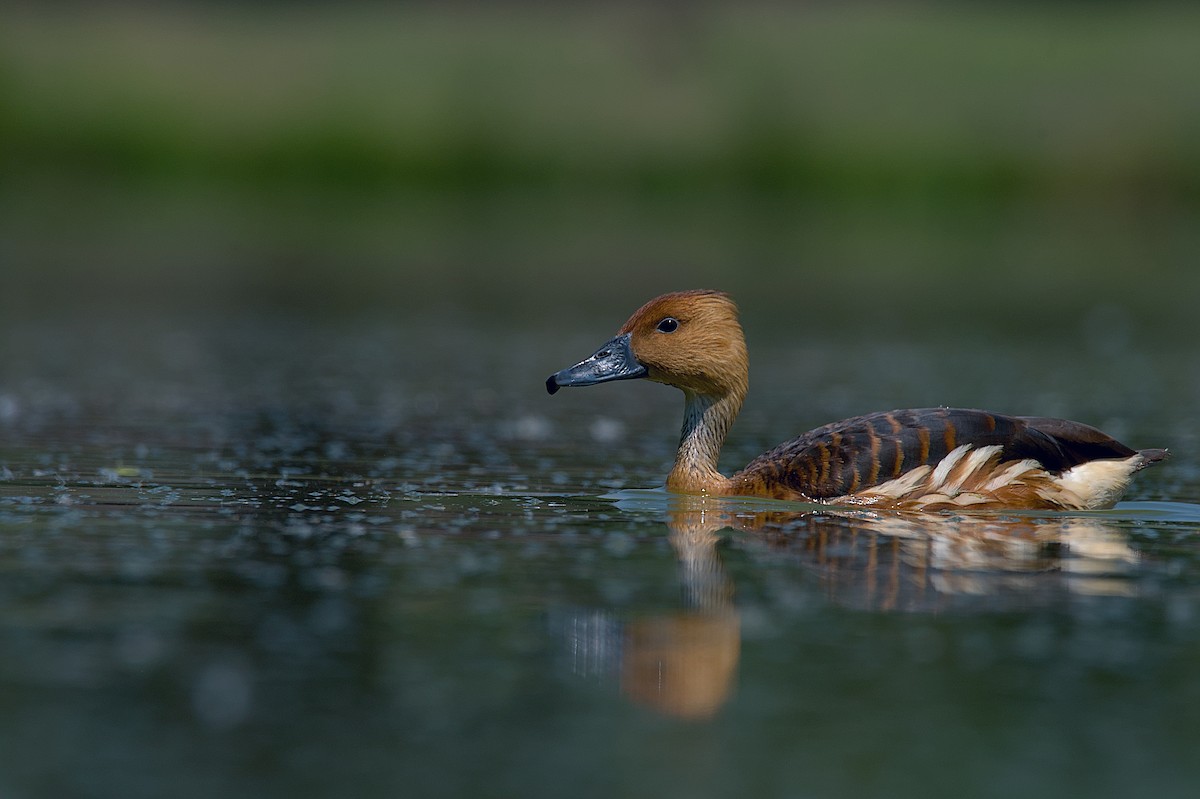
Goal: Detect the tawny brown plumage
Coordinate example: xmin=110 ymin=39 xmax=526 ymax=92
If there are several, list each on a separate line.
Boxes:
xmin=546 ymin=290 xmax=1168 ymax=511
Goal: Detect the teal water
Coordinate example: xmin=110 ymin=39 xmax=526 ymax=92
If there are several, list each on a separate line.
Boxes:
xmin=1 ymin=316 xmax=1198 ymax=798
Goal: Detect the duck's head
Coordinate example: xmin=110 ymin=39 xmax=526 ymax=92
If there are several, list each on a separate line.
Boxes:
xmin=546 ymin=290 xmax=748 ymax=399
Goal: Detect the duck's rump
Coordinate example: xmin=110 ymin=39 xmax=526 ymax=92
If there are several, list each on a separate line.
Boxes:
xmin=733 ymin=408 xmax=1164 ymax=509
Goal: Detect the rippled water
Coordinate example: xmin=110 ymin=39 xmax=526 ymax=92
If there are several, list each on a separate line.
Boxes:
xmin=1 ymin=314 xmax=1199 ymax=798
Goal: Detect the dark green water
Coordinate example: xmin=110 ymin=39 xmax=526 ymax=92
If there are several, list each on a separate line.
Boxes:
xmin=1 ymin=314 xmax=1199 ymax=799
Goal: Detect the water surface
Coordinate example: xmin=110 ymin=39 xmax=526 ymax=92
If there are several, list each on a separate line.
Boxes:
xmin=1 ymin=314 xmax=1198 ymax=799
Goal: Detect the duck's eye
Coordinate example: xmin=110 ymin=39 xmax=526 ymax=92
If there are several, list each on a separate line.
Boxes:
xmin=656 ymin=317 xmax=680 ymax=333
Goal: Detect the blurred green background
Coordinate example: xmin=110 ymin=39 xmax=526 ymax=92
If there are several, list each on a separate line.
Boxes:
xmin=1 ymin=1 xmax=1198 ymax=330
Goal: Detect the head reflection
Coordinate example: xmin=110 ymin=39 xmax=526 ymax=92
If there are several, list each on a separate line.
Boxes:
xmin=562 ymin=494 xmax=1137 ymax=719
xmin=620 ymin=499 xmax=740 ymax=720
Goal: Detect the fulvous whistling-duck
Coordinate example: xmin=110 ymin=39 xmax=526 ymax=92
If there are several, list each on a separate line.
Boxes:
xmin=546 ymin=290 xmax=1167 ymax=511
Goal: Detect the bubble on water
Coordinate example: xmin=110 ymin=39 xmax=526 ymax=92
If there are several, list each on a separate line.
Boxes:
xmin=310 ymin=567 xmax=348 ymax=592
xmin=603 ymin=531 xmax=635 ymax=558
xmin=589 ymin=417 xmax=624 ymax=443
xmin=458 ymin=551 xmax=483 ymax=575
xmin=283 ymin=518 xmax=317 ymax=540
xmin=192 ymin=658 xmax=253 ymax=730
xmin=957 ymin=630 xmax=998 ymax=670
xmin=1166 ymin=594 xmax=1195 ymax=628
xmin=511 ymin=415 xmax=552 ymax=441
xmin=396 ymin=525 xmax=421 ymax=547
xmin=0 ymin=394 xmax=18 ymax=424
xmin=736 ymin=605 xmax=775 ymax=641
xmin=119 ymin=553 xmax=156 ymax=582
xmin=905 ymin=625 xmax=946 ymax=664
xmin=236 ymin=560 xmax=288 ymax=589
xmin=520 ymin=542 xmax=546 ymax=559
xmin=310 ymin=597 xmax=353 ymax=635
xmin=1014 ymin=620 xmax=1056 ymax=662
xmin=116 ymin=626 xmax=167 ymax=671
xmin=257 ymin=613 xmax=305 ymax=654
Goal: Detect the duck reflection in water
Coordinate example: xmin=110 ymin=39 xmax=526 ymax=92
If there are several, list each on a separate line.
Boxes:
xmin=559 ymin=495 xmax=1143 ymax=719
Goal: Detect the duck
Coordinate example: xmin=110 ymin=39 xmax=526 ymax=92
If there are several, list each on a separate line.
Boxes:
xmin=546 ymin=290 xmax=1168 ymax=511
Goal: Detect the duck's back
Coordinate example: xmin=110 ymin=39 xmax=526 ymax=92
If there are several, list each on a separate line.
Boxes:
xmin=733 ymin=407 xmax=1161 ymax=507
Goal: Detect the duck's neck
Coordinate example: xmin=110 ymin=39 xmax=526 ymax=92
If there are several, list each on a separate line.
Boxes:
xmin=667 ymin=389 xmax=743 ymax=495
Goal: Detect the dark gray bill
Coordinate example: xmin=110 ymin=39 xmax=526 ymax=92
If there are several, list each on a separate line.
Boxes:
xmin=546 ymin=333 xmax=647 ymax=395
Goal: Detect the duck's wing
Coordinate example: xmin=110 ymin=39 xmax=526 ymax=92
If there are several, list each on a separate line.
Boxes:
xmin=735 ymin=407 xmax=1146 ymax=500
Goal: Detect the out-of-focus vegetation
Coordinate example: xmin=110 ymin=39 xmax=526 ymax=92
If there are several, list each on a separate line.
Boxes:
xmin=1 ymin=2 xmax=1198 ymax=329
